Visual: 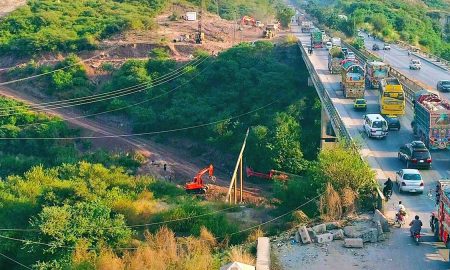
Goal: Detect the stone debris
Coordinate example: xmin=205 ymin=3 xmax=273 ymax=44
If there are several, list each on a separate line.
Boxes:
xmin=298 ymin=226 xmax=312 ymax=244
xmin=315 ymin=233 xmax=333 ymax=244
xmin=373 ymin=209 xmax=390 ymax=232
xmin=325 ymin=221 xmax=341 ymax=230
xmin=312 ymin=223 xmax=327 ymax=234
xmin=344 ymin=238 xmax=364 ymax=248
xmin=330 ymin=229 xmax=344 ymax=240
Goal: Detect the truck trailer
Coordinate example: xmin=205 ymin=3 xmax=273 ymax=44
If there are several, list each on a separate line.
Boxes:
xmin=328 ymin=47 xmax=344 ymax=74
xmin=311 ymin=30 xmax=323 ymax=48
xmin=341 ymin=59 xmax=365 ymax=98
xmin=301 ymin=21 xmax=312 ymax=33
xmin=431 ymin=180 xmax=450 ymax=252
xmin=413 ymin=93 xmax=450 ymax=150
xmin=366 ymin=61 xmax=389 ymax=89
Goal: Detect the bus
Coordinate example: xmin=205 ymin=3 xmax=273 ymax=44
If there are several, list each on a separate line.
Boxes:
xmin=379 ymin=77 xmax=405 ymax=116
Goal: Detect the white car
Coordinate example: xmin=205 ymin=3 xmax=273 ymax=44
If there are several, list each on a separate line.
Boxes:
xmin=325 ymin=41 xmax=332 ymax=50
xmin=346 ymin=51 xmax=356 ymax=60
xmin=396 ymin=169 xmax=424 ymax=193
xmin=409 ymin=59 xmax=421 ymax=70
xmin=383 ymin=44 xmax=391 ymax=50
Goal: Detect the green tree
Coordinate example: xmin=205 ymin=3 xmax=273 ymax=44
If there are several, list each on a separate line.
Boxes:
xmin=277 ymin=7 xmax=295 ymax=28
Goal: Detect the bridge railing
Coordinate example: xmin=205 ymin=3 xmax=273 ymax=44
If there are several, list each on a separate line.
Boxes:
xmin=297 ymin=40 xmax=386 ymax=211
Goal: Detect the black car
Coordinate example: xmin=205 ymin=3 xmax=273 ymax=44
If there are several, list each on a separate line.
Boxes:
xmin=372 ymin=44 xmax=380 ymax=51
xmin=398 ymin=141 xmax=432 ymax=169
xmin=383 ymin=115 xmax=401 ymax=130
xmin=437 ymin=80 xmax=450 ymax=92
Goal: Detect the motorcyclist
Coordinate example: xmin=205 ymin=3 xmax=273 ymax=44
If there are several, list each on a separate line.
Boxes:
xmin=383 ymin=177 xmax=393 ymax=198
xmin=409 ymin=215 xmax=423 ymax=237
xmin=396 ymin=201 xmax=406 ymax=222
xmin=407 ymin=50 xmax=411 ymax=56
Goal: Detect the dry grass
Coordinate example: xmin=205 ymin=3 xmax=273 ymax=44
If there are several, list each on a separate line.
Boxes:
xmin=341 ymin=187 xmax=358 ymax=215
xmin=200 ymin=226 xmax=217 ymax=248
xmin=292 ymin=210 xmax=309 ymax=225
xmin=246 ymin=227 xmax=264 ymax=243
xmin=227 ymin=246 xmax=256 ymax=265
xmin=320 ymin=183 xmax=342 ymax=221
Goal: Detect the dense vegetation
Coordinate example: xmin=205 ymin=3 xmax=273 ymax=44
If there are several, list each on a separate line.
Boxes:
xmin=0 ymin=97 xmax=142 ymax=177
xmin=0 ymin=162 xmax=244 ymax=269
xmin=303 ymin=0 xmax=450 ymax=60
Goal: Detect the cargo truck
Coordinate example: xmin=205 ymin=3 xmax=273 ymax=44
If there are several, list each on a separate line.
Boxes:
xmin=430 ymin=180 xmax=450 ymax=252
xmin=331 ymin=37 xmax=341 ymax=47
xmin=301 ymin=21 xmax=312 ymax=33
xmin=311 ymin=30 xmax=323 ymax=48
xmin=328 ymin=47 xmax=344 ymax=74
xmin=366 ymin=61 xmax=389 ymax=89
xmin=413 ymin=93 xmax=450 ymax=150
xmin=341 ymin=59 xmax=365 ymax=98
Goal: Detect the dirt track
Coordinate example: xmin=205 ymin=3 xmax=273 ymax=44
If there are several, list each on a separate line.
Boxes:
xmin=0 ymin=0 xmax=26 ymax=17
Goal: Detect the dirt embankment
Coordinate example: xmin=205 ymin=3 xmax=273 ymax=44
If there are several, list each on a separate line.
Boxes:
xmin=0 ymin=0 xmax=26 ymax=17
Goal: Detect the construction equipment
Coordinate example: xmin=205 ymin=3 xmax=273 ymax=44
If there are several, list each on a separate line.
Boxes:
xmin=195 ymin=0 xmax=205 ymax=44
xmin=241 ymin=16 xmax=256 ymax=26
xmin=413 ymin=93 xmax=450 ymax=150
xmin=185 ymin=164 xmax=216 ymax=194
xmin=341 ymin=59 xmax=365 ymax=98
xmin=246 ymin=167 xmax=289 ymax=181
xmin=328 ymin=46 xmax=344 ymax=74
xmin=365 ymin=61 xmax=389 ymax=89
xmin=263 ymin=24 xmax=276 ymax=39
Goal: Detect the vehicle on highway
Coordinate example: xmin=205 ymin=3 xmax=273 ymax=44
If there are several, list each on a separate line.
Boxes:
xmin=311 ymin=29 xmax=323 ymax=48
xmin=380 ymin=78 xmax=406 ymax=116
xmin=366 ymin=61 xmax=389 ymax=89
xmin=328 ymin=47 xmax=344 ymax=74
xmin=372 ymin=44 xmax=380 ymax=51
xmin=412 ymin=93 xmax=450 ymax=150
xmin=341 ymin=47 xmax=348 ymax=56
xmin=363 ymin=114 xmax=388 ymax=139
xmin=325 ymin=41 xmax=332 ymax=50
xmin=341 ymin=59 xmax=365 ymax=98
xmin=409 ymin=59 xmax=421 ymax=70
xmin=398 ymin=141 xmax=432 ymax=169
xmin=395 ymin=168 xmax=424 ymax=193
xmin=331 ymin=37 xmax=341 ymax=47
xmin=430 ymin=180 xmax=450 ymax=247
xmin=353 ymin=98 xmax=367 ymax=111
xmin=383 ymin=115 xmax=401 ymax=130
xmin=346 ymin=51 xmax=356 ymax=60
xmin=383 ymin=43 xmax=391 ymax=50
xmin=437 ymin=80 xmax=450 ymax=92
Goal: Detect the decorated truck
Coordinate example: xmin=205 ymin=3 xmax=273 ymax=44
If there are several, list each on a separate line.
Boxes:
xmin=366 ymin=61 xmax=389 ymax=89
xmin=328 ymin=47 xmax=344 ymax=74
xmin=311 ymin=30 xmax=323 ymax=48
xmin=301 ymin=21 xmax=312 ymax=33
xmin=413 ymin=93 xmax=450 ymax=150
xmin=341 ymin=59 xmax=365 ymax=98
xmin=431 ymin=180 xmax=450 ymax=251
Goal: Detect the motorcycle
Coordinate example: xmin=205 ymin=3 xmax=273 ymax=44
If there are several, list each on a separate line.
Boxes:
xmin=395 ymin=211 xmax=406 ymax=227
xmin=384 ymin=189 xmax=393 ymax=201
xmin=412 ymin=231 xmax=421 ymax=245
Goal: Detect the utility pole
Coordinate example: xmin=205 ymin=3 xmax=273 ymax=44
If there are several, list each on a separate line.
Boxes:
xmin=233 ymin=8 xmax=237 ymax=46
xmin=216 ymin=0 xmax=220 ymax=17
xmin=226 ymin=128 xmax=249 ymax=204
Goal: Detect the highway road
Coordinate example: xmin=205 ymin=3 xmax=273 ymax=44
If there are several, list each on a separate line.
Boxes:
xmin=362 ymin=33 xmax=450 ymax=102
xmin=293 ymin=25 xmax=450 ymax=269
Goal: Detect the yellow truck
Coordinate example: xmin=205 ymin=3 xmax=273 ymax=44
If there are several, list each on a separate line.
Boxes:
xmin=379 ymin=78 xmax=405 ymax=115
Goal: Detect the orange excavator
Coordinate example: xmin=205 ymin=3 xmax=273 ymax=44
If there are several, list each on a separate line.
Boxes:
xmin=246 ymin=167 xmax=289 ymax=181
xmin=241 ymin=16 xmax=256 ymax=26
xmin=185 ymin=164 xmax=216 ymax=194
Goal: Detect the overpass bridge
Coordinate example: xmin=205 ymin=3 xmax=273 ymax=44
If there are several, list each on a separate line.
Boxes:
xmin=292 ymin=24 xmax=450 ymax=268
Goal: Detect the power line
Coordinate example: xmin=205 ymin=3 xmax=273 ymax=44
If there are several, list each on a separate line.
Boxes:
xmin=0 ymin=97 xmax=280 ymax=140
xmin=0 ymin=44 xmax=121 ymax=86
xmin=13 ymin=59 xmax=213 ymax=129
xmin=0 ymin=55 xmax=207 ymax=112
xmin=0 ymin=252 xmax=32 ymax=270
xmin=0 ymin=57 xmax=210 ymax=117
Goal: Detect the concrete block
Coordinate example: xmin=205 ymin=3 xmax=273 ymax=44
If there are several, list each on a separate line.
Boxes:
xmin=316 ymin=233 xmax=333 ymax=244
xmin=330 ymin=229 xmax=344 ymax=240
xmin=375 ymin=221 xmax=383 ymax=236
xmin=373 ymin=209 xmax=390 ymax=232
xmin=312 ymin=223 xmax=327 ymax=234
xmin=294 ymin=231 xmax=300 ymax=243
xmin=256 ymin=237 xmax=270 ymax=270
xmin=344 ymin=238 xmax=364 ymax=248
xmin=361 ymin=228 xmax=378 ymax=243
xmin=307 ymin=228 xmax=316 ymax=242
xmin=298 ymin=226 xmax=311 ymax=244
xmin=343 ymin=226 xmax=362 ymax=238
xmin=325 ymin=221 xmax=341 ymax=230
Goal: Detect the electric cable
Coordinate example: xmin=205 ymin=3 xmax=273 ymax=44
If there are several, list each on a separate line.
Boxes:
xmin=0 ymin=44 xmax=121 ymax=86
xmin=0 ymin=252 xmax=32 ymax=270
xmin=0 ymin=56 xmax=210 ymax=116
xmin=12 ymin=59 xmax=213 ymax=129
xmin=0 ymin=97 xmax=279 ymax=140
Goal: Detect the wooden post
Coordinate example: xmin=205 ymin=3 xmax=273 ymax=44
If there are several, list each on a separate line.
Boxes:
xmin=240 ymin=157 xmax=243 ymax=203
xmin=226 ymin=128 xmax=249 ymax=203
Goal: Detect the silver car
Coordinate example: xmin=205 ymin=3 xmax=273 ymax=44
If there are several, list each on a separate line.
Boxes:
xmin=396 ymin=169 xmax=424 ymax=193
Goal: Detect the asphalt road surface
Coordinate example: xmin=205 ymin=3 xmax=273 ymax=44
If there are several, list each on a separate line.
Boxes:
xmin=362 ymin=33 xmax=450 ymax=102
xmin=293 ymin=25 xmax=450 ymax=270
